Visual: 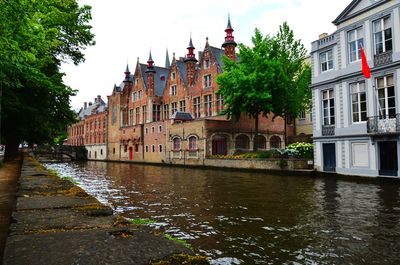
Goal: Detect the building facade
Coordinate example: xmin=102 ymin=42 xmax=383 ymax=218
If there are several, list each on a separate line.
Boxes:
xmin=68 ymin=16 xmax=290 ymax=165
xmin=311 ymin=0 xmax=400 ymax=177
xmin=66 ymin=95 xmax=107 ymax=160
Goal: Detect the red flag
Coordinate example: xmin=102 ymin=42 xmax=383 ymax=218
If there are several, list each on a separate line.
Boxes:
xmin=360 ymin=46 xmax=370 ymax=79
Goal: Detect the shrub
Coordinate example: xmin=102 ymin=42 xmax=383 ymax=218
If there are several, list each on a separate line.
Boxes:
xmin=286 ymin=142 xmax=313 ymax=159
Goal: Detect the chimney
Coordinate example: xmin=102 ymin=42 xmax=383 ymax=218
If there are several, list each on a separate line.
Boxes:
xmin=84 ymin=102 xmax=87 ymax=109
xmin=319 ymin=33 xmax=328 ymax=39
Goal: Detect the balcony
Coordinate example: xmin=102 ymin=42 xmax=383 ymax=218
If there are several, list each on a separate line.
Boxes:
xmin=374 ymin=51 xmax=392 ymax=67
xmin=322 ymin=125 xmax=335 ymax=136
xmin=367 ymin=114 xmax=400 ymax=134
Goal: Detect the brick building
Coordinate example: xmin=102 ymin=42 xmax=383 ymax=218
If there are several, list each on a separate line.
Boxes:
xmin=66 ymin=95 xmax=107 ymax=160
xmin=68 ymin=16 xmax=290 ymax=164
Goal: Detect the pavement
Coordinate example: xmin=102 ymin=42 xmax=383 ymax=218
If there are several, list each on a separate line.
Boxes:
xmin=1 ymin=155 xmax=207 ymax=265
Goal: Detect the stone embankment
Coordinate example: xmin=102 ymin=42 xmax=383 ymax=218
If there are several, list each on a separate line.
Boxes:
xmin=2 ymin=155 xmax=207 ymax=265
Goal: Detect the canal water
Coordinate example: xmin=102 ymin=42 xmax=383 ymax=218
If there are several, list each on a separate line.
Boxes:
xmin=45 ymin=161 xmax=400 ymax=265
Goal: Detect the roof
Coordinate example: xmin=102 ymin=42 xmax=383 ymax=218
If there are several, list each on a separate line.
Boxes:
xmin=78 ymin=99 xmax=107 ymax=120
xmin=332 ymin=0 xmax=389 ymax=25
xmin=175 ymin=60 xmax=187 ymax=85
xmin=171 ymin=111 xmax=193 ymax=121
xmin=139 ymin=63 xmax=169 ymax=96
xmin=209 ymin=46 xmax=225 ymax=68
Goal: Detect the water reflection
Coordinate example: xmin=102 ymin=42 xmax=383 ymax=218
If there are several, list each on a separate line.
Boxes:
xmin=45 ymin=162 xmax=400 ymax=265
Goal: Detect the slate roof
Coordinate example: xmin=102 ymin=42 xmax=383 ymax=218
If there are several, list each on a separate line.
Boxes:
xmin=171 ymin=111 xmax=193 ymax=121
xmin=209 ymin=46 xmax=225 ymax=68
xmin=175 ymin=60 xmax=187 ymax=85
xmin=139 ymin=64 xmax=169 ymax=96
xmin=78 ymin=99 xmax=107 ymax=121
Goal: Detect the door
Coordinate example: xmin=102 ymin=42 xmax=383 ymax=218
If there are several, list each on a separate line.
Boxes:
xmin=212 ymin=135 xmax=227 ymax=155
xmin=129 ymin=147 xmax=134 ymax=160
xmin=323 ymin=143 xmax=336 ymax=172
xmin=379 ymin=141 xmax=398 ymax=176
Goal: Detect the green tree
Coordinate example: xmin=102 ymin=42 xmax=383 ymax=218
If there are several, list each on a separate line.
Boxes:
xmin=270 ymin=22 xmax=311 ymax=145
xmin=216 ymin=23 xmax=311 ymax=150
xmin=216 ymin=29 xmax=275 ymax=151
xmin=0 ymin=0 xmax=95 ymax=159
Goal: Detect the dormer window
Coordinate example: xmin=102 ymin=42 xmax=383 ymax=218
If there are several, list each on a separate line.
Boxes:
xmin=172 ymin=72 xmax=176 ymax=80
xmin=138 ymin=90 xmax=142 ymax=99
xmin=135 ymin=79 xmax=139 ymax=85
xmin=204 ymin=59 xmax=210 ymax=69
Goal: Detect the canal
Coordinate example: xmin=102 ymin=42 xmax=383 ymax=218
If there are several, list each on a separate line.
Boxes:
xmin=45 ymin=161 xmax=400 ymax=265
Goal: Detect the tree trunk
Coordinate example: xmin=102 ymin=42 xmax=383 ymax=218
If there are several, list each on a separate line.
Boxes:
xmin=284 ymin=113 xmax=287 ymax=148
xmin=4 ymin=134 xmax=19 ymax=161
xmin=253 ymin=114 xmax=259 ymax=152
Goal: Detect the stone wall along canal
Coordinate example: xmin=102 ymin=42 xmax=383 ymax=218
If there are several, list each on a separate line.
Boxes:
xmin=45 ymin=161 xmax=400 ymax=265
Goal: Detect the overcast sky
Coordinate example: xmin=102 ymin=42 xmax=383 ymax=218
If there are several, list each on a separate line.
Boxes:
xmin=62 ymin=0 xmax=351 ymax=110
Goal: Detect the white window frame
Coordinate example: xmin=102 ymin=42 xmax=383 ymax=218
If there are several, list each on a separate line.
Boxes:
xmin=170 ymin=85 xmax=177 ymax=96
xmin=320 ymin=50 xmax=333 ymax=72
xmin=376 ymin=74 xmax=395 ymax=119
xmin=322 ymin=89 xmax=335 ymax=125
xmin=203 ymin=74 xmax=212 ymax=88
xmin=348 ymin=27 xmax=364 ymax=63
xmin=373 ymin=16 xmax=392 ymax=55
xmin=350 ymin=81 xmax=367 ymax=123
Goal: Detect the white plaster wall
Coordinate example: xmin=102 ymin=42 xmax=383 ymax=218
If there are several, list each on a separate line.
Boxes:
xmin=314 ymin=90 xmax=321 ymax=133
xmin=369 ymin=140 xmax=377 ymax=170
xmin=340 ymin=31 xmax=346 ymax=69
xmin=335 ymin=84 xmax=341 ymax=129
xmin=394 ymin=8 xmax=400 ymax=53
xmin=314 ymin=142 xmax=322 ymax=171
xmin=397 ymin=69 xmax=400 ymax=113
xmin=86 ymin=145 xmax=107 ymax=160
xmin=337 ymin=141 xmax=343 ymax=168
xmin=367 ymin=78 xmax=375 ymax=117
xmin=342 ymin=81 xmax=349 ymax=128
xmin=364 ymin=20 xmax=372 ymax=61
xmin=344 ymin=140 xmax=350 ymax=169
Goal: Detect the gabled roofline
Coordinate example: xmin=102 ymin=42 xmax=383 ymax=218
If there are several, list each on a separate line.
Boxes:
xmin=333 ymin=0 xmax=390 ymax=25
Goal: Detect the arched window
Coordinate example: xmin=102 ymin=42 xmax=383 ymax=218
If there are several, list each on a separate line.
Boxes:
xmin=270 ymin=135 xmax=281 ymax=149
xmin=235 ymin=134 xmax=250 ymax=149
xmin=212 ymin=135 xmax=227 ymax=155
xmin=188 ymin=136 xmax=197 ymax=151
xmin=173 ymin=137 xmax=181 ymax=151
xmin=256 ymin=135 xmax=267 ymax=149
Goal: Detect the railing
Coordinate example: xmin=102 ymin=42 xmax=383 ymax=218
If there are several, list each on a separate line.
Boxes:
xmin=318 ymin=34 xmax=335 ymax=46
xmin=374 ymin=51 xmax=392 ymax=67
xmin=367 ymin=114 xmax=400 ymax=134
xmin=322 ymin=125 xmax=335 ymax=136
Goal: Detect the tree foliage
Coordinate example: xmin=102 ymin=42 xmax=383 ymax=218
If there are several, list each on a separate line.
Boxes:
xmin=0 ymin=0 xmax=95 ymax=159
xmin=216 ymin=23 xmax=311 ymax=150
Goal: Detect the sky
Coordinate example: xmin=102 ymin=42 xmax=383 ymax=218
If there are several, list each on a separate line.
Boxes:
xmin=62 ymin=0 xmax=351 ymax=111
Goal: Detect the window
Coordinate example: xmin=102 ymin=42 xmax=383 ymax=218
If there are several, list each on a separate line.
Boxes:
xmin=299 ymin=111 xmax=306 ymax=120
xmin=204 ymin=74 xmax=212 ymax=88
xmin=204 ymin=95 xmax=212 ymax=117
xmin=179 ymin=100 xmax=186 ymax=112
xmin=373 ymin=16 xmax=392 ymax=54
xmin=113 ymin=148 xmax=115 ymax=154
xmin=188 ymin=136 xmax=197 ymax=150
xmin=159 ymin=145 xmax=163 ymax=152
xmin=138 ymin=90 xmax=142 ymax=99
xmin=322 ymin=89 xmax=335 ymax=125
xmin=173 ymin=137 xmax=181 ymax=151
xmin=204 ymin=59 xmax=210 ymax=69
xmin=129 ymin=109 xmax=133 ymax=125
xmin=350 ymin=81 xmax=367 ymax=123
xmin=163 ymin=104 xmax=169 ymax=120
xmin=135 ymin=107 xmax=140 ymax=124
xmin=171 ymin=102 xmax=178 ymax=115
xmin=193 ymin=97 xmax=201 ymax=118
xmin=172 ymin=72 xmax=176 ymax=80
xmin=152 ymin=145 xmax=155 ymax=152
xmin=142 ymin=105 xmax=147 ymax=123
xmin=151 ymin=127 xmax=155 ymax=133
xmin=270 ymin=135 xmax=281 ymax=149
xmin=216 ymin=94 xmax=224 ymax=113
xmin=170 ymin=85 xmax=177 ymax=96
xmin=348 ymin=27 xmax=364 ymax=62
xmin=158 ymin=125 xmax=162 ymax=133
xmin=135 ymin=79 xmax=139 ymax=85
xmin=145 ymin=128 xmax=148 ymax=134
xmin=132 ymin=92 xmax=137 ymax=101
xmin=320 ymin=50 xmax=333 ymax=72
xmin=145 ymin=145 xmax=149 ymax=152
xmin=152 ymin=104 xmax=161 ymax=121
xmin=376 ymin=74 xmax=395 ymax=118
xmin=235 ymin=135 xmax=250 ymax=149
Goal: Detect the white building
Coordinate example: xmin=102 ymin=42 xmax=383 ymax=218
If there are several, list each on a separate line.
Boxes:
xmin=311 ymin=0 xmax=400 ymax=177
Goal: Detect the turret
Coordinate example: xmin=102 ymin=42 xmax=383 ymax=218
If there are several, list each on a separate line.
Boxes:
xmin=222 ymin=14 xmax=237 ymax=61
xmin=124 ymin=64 xmax=131 ymax=82
xmin=145 ymin=50 xmax=156 ymax=96
xmin=165 ymin=48 xmax=171 ymax=68
xmin=184 ymin=35 xmax=198 ymax=85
